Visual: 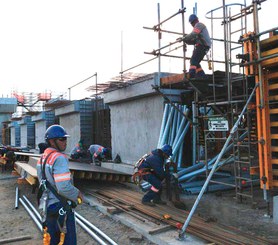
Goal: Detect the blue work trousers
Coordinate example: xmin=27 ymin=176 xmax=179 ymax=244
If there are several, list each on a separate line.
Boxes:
xmin=142 ymin=174 xmax=162 ymax=202
xmin=46 ymin=202 xmax=77 ymax=245
xmin=190 ymin=45 xmax=209 ymax=69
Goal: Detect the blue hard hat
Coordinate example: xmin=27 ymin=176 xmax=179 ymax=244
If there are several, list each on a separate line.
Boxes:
xmin=189 ymin=14 xmax=198 ymax=24
xmin=45 ymin=124 xmax=70 ymax=140
xmin=102 ymin=148 xmax=108 ymax=155
xmin=161 ymin=144 xmax=173 ymax=157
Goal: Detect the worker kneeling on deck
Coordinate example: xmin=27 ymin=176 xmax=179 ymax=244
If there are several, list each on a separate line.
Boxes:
xmin=139 ymin=144 xmax=172 ymax=206
xmin=37 ymin=124 xmax=83 ymax=245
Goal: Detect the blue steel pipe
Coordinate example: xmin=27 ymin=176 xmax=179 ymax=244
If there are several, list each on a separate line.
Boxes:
xmin=175 ymin=162 xmax=205 ymax=178
xmin=172 ymin=107 xmax=188 ymax=148
xmin=172 ymin=121 xmax=190 ymax=157
xmin=178 ymin=156 xmax=234 ymax=182
xmin=160 ymin=105 xmax=175 ymax=147
xmin=177 ymin=141 xmax=184 ymax=168
xmin=169 ymin=107 xmax=178 ymax=146
xmin=157 ymin=103 xmax=170 ymax=148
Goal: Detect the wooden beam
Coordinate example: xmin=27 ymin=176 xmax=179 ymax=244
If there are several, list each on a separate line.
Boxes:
xmin=160 ymin=73 xmax=184 ymax=86
xmin=260 ymin=35 xmax=278 ymax=50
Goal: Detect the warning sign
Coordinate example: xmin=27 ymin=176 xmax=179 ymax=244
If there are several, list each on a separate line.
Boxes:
xmin=208 ymin=117 xmax=229 ymax=131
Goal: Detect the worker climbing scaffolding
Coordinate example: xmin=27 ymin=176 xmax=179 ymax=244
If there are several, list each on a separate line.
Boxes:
xmin=177 ymin=14 xmax=211 ymax=79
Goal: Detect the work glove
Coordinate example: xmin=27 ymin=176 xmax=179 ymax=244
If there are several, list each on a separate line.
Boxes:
xmin=176 ymin=37 xmax=183 ymax=42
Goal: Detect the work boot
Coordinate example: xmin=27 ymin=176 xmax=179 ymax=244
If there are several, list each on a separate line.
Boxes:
xmin=142 ymin=200 xmax=156 ymax=206
xmin=153 ymin=199 xmax=167 ymax=205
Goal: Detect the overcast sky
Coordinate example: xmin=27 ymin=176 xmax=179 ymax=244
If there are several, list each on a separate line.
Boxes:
xmin=0 ymin=0 xmax=275 ymax=100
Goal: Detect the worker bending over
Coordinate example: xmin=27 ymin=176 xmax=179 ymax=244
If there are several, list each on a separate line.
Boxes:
xmin=70 ymin=140 xmax=86 ymax=160
xmin=138 ymin=144 xmax=173 ymax=206
xmin=178 ymin=14 xmax=211 ymax=79
xmin=88 ymin=144 xmax=109 ymax=165
xmin=37 ymin=125 xmax=83 ymax=245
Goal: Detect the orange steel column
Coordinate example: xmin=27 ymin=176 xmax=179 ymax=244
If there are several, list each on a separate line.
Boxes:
xmin=243 ymin=33 xmax=270 ymax=189
xmin=261 ymin=71 xmax=272 ymax=189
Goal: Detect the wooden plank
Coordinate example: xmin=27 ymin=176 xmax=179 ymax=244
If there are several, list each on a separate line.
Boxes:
xmin=272 ymin=181 xmax=278 ymax=187
xmin=269 ymin=95 xmax=278 ymax=100
xmin=271 ymin=159 xmax=278 ymax=164
xmin=269 ymin=108 xmax=278 ymax=114
xmin=260 ymin=35 xmax=278 ymax=50
xmin=268 ymin=83 xmax=278 ymax=90
xmin=261 ymin=57 xmax=278 ymax=68
xmin=267 ymin=71 xmax=278 ymax=79
xmin=15 ymin=162 xmax=37 ymax=177
xmin=160 ymin=73 xmax=184 ymax=86
xmin=270 ymin=122 xmax=278 ymax=127
xmin=261 ymin=47 xmax=278 ymax=58
xmin=273 ymin=169 xmax=278 ymax=175
xmin=272 ymin=146 xmax=278 ymax=152
xmin=148 ymin=225 xmax=173 ymax=235
xmin=271 ymin=134 xmax=278 ymax=139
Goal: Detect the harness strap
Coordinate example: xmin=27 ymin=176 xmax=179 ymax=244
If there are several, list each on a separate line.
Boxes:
xmin=132 ymin=168 xmax=153 ymax=185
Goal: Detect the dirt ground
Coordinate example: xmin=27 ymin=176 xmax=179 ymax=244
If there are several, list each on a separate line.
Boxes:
xmin=0 ymin=170 xmax=154 ymax=245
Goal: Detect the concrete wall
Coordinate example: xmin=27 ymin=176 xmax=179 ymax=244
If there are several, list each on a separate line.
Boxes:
xmin=0 ymin=114 xmax=11 ymax=143
xmin=10 ymin=127 xmax=15 ymax=146
xmin=59 ymin=113 xmax=80 ymax=154
xmin=110 ymin=95 xmax=164 ymax=164
xmin=35 ymin=120 xmax=47 ymax=149
xmin=20 ymin=124 xmax=28 ymax=147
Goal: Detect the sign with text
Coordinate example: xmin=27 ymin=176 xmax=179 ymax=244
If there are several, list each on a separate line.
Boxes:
xmin=208 ymin=117 xmax=229 ymax=131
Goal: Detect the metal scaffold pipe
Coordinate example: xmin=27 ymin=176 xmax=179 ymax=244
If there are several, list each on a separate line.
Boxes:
xmin=15 ymin=186 xmax=19 ymax=209
xmin=19 ymin=198 xmax=42 ymax=233
xmin=23 ymin=195 xmax=42 ymax=222
xmin=75 ymin=212 xmax=118 ymax=245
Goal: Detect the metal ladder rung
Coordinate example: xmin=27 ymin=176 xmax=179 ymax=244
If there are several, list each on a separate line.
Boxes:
xmin=231 ymin=45 xmax=242 ymax=51
xmin=235 ymin=176 xmax=252 ymax=181
xmin=235 ymin=160 xmax=250 ymax=164
xmin=231 ymin=27 xmax=246 ymax=35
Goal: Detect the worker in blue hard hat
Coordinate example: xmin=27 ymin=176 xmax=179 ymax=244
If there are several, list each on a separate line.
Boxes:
xmin=137 ymin=144 xmax=173 ymax=206
xmin=37 ymin=124 xmax=83 ymax=245
xmin=88 ymin=144 xmax=109 ymax=166
xmin=177 ymin=14 xmax=211 ymax=79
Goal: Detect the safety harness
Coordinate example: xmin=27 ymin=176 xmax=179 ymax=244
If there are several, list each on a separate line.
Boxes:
xmin=37 ymin=151 xmax=74 ymax=245
xmin=132 ymin=153 xmax=154 ymax=185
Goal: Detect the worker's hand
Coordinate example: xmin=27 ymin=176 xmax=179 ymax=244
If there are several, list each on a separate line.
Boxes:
xmin=77 ymin=191 xmax=84 ymax=205
xmin=176 ymin=37 xmax=183 ymax=42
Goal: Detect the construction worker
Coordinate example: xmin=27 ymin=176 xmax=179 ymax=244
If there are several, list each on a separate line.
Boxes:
xmin=37 ymin=125 xmax=83 ymax=245
xmin=70 ymin=139 xmax=86 ymax=160
xmin=88 ymin=144 xmax=109 ymax=165
xmin=139 ymin=144 xmax=173 ymax=206
xmin=178 ymin=14 xmax=211 ymax=79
